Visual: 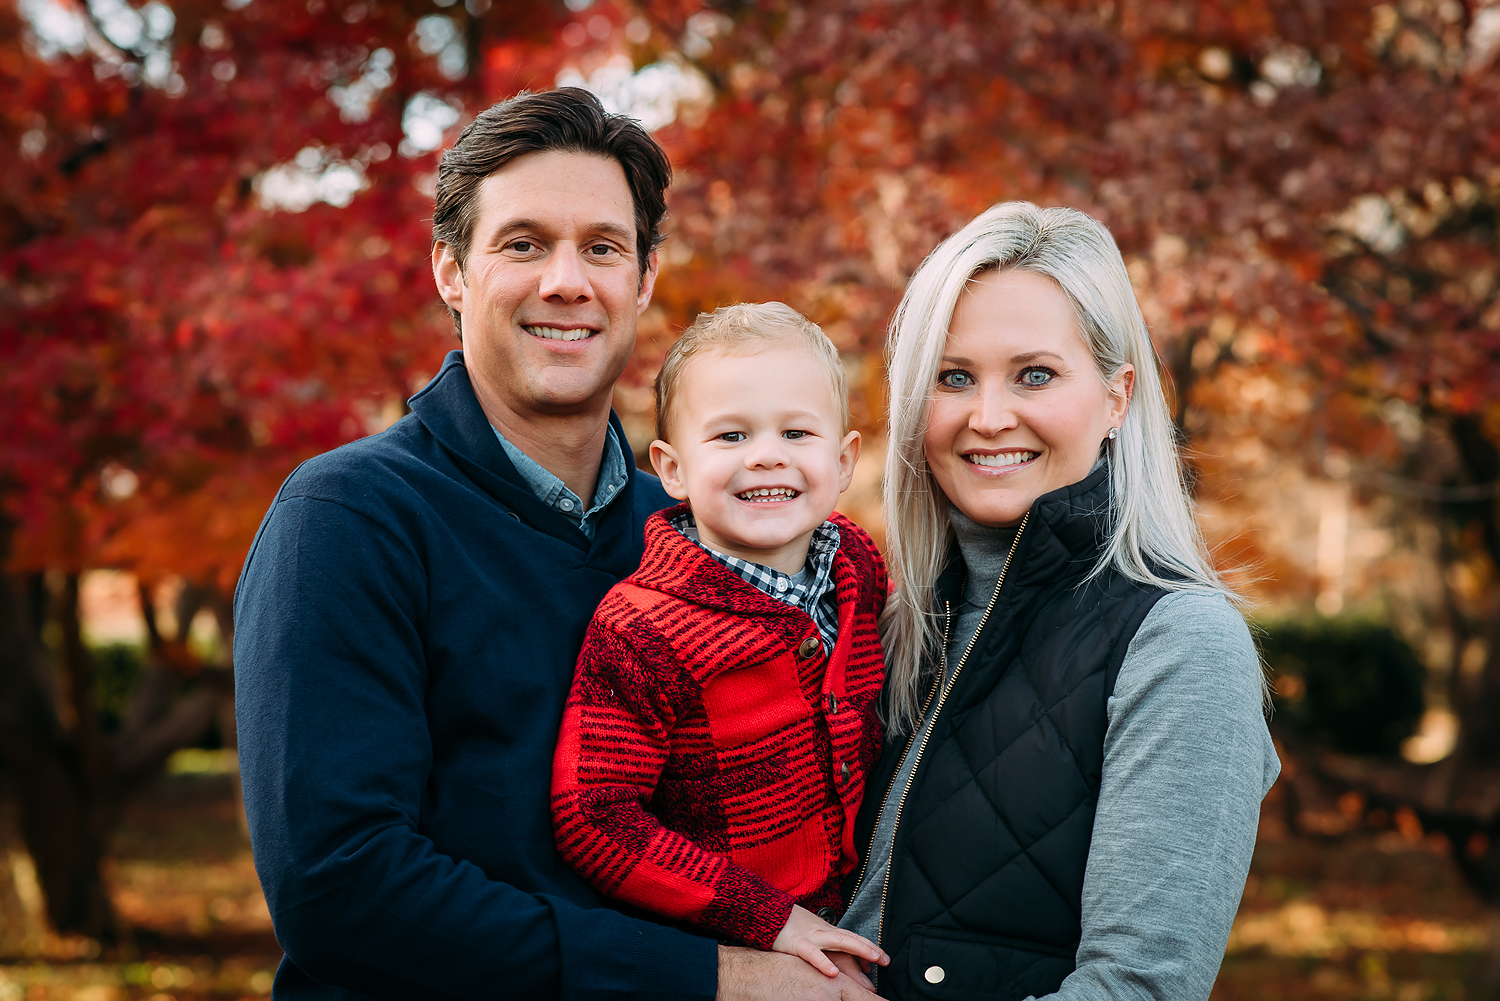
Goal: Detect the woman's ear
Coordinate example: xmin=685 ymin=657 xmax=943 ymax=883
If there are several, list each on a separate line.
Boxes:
xmin=1108 ymin=364 xmax=1135 ymax=427
xmin=649 ymin=440 xmax=690 ymax=501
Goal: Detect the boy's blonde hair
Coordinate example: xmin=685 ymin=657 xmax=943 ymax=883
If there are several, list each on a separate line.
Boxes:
xmin=653 ymin=302 xmax=849 ymax=441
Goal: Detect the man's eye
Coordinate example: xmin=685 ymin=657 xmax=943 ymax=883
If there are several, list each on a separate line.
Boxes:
xmin=937 ymin=370 xmax=974 ymax=389
xmin=783 ymin=429 xmax=809 ymax=440
xmin=510 ymin=240 xmax=533 ymax=253
xmin=1020 ymin=367 xmax=1055 ymax=387
xmin=588 ymin=244 xmax=614 ymax=256
xmin=717 ymin=431 xmax=746 ymax=442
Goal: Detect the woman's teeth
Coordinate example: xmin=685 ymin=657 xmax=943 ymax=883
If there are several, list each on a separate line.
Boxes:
xmin=737 ymin=487 xmax=800 ymax=502
xmin=965 ymin=451 xmax=1038 ymax=467
xmin=525 ymin=325 xmax=593 ymax=341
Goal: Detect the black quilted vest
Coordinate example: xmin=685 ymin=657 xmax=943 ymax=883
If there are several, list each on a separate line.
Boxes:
xmin=847 ymin=465 xmax=1167 ymax=1000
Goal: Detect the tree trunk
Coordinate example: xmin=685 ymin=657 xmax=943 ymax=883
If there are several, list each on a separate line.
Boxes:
xmin=0 ymin=559 xmax=115 ymax=940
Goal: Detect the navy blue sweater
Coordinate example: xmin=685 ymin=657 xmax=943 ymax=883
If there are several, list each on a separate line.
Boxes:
xmin=234 ymin=350 xmax=718 ymax=1000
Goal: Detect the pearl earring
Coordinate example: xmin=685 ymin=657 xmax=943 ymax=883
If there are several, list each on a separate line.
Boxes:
xmin=1106 ymin=427 xmax=1119 ymax=440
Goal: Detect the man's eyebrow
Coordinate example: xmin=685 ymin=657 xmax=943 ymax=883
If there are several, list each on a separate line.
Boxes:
xmin=485 ymin=218 xmax=636 ymax=250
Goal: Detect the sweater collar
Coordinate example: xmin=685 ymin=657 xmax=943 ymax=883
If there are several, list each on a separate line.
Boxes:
xmin=939 ymin=460 xmax=1113 ymax=600
xmin=407 ymin=349 xmax=640 ymax=547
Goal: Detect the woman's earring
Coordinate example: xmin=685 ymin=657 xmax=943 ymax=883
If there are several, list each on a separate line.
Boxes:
xmin=1107 ymin=427 xmax=1119 ymax=440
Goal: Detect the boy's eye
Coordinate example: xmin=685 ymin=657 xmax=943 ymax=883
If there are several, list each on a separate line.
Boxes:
xmin=782 ymin=429 xmax=809 ymax=440
xmin=716 ymin=431 xmax=747 ymax=442
xmin=937 ymin=369 xmax=974 ymax=389
xmin=1019 ymin=367 xmax=1056 ymax=387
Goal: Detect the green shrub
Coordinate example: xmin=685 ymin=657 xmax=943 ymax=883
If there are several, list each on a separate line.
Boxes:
xmin=1259 ymin=616 xmax=1425 ymax=755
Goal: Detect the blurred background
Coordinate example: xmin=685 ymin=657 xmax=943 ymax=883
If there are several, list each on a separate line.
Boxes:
xmin=2 ymin=0 xmax=1500 ymax=997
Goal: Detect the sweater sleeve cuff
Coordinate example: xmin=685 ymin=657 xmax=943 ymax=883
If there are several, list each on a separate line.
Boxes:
xmin=708 ymin=882 xmax=796 ymax=951
xmin=633 ymin=921 xmax=718 ymax=1001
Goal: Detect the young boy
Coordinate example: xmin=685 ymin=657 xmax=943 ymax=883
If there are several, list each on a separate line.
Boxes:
xmin=551 ymin=303 xmax=889 ymax=977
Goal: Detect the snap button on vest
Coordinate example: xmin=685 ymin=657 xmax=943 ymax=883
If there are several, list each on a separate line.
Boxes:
xmin=797 ymin=636 xmax=820 ymax=658
xmin=924 ymin=966 xmax=945 ymax=984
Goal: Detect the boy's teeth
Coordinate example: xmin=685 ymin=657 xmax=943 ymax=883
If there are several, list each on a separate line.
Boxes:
xmin=526 ymin=325 xmax=593 ymax=341
xmin=737 ymin=487 xmax=799 ymax=501
xmin=966 ymin=451 xmax=1037 ymax=467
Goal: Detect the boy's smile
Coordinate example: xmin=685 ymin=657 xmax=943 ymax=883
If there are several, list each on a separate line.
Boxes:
xmin=650 ymin=345 xmax=861 ymax=575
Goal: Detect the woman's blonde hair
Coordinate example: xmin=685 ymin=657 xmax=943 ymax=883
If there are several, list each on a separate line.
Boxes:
xmin=881 ymin=201 xmax=1237 ymax=736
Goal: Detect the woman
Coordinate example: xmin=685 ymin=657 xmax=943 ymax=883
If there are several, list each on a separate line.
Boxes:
xmin=840 ymin=202 xmax=1279 ymax=1000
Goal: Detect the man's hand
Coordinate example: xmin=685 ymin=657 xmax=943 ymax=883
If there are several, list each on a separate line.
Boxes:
xmin=717 ymin=945 xmax=880 ymax=1001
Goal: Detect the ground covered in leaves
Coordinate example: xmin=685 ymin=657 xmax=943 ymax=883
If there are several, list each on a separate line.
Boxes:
xmin=0 ymin=770 xmax=1493 ymax=1000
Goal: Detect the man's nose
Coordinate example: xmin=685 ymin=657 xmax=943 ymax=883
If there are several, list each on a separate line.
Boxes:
xmin=538 ymin=245 xmax=592 ymax=302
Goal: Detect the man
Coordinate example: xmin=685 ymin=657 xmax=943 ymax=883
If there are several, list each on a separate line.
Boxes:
xmin=234 ymin=88 xmax=877 ymax=1000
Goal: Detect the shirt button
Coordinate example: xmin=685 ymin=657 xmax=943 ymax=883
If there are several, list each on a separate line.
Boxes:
xmin=607 ymin=484 xmax=616 ymax=494
xmin=827 ymin=693 xmax=838 ymax=713
xmin=840 ymin=761 xmax=850 ymax=781
xmin=924 ymin=966 xmax=946 ymax=984
xmin=797 ymin=636 xmax=820 ymax=658
xmin=558 ymin=498 xmax=575 ymax=512
xmin=775 ymin=577 xmax=789 ymax=592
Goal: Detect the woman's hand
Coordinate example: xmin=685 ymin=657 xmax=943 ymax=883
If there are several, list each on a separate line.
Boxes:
xmin=771 ymin=905 xmax=889 ymax=977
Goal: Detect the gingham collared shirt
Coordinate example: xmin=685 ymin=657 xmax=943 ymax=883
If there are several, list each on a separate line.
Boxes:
xmin=669 ymin=510 xmax=842 ymax=651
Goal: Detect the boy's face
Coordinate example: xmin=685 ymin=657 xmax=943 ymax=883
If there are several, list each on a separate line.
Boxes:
xmin=650 ymin=345 xmax=861 ymax=575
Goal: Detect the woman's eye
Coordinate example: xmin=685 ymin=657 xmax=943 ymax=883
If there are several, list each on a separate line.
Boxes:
xmin=937 ymin=369 xmax=974 ymax=389
xmin=782 ymin=429 xmax=809 ymax=440
xmin=1020 ymin=367 xmax=1055 ymax=387
xmin=717 ymin=431 xmax=747 ymax=442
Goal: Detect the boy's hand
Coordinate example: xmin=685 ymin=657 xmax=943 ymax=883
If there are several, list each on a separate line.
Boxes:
xmin=771 ymin=905 xmax=889 ymax=978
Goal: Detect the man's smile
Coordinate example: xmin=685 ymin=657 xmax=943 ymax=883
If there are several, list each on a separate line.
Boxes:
xmin=524 ymin=324 xmax=597 ymax=341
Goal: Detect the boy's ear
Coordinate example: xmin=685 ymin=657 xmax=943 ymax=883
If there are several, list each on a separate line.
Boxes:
xmin=836 ymin=430 xmax=861 ymax=494
xmin=649 ymin=439 xmax=690 ymax=501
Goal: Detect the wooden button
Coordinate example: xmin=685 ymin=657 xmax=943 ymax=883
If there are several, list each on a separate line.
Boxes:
xmin=797 ymin=636 xmax=820 ymax=658
xmin=924 ymin=965 xmax=946 ymax=984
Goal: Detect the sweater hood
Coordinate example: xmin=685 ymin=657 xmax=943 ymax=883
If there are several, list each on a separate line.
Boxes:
xmin=631 ymin=503 xmax=880 ymax=621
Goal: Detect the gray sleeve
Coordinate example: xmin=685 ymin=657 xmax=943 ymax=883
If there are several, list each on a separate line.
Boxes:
xmin=1031 ymin=591 xmax=1281 ymax=1001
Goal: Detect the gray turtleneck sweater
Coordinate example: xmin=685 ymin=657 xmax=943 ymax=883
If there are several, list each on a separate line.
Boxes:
xmin=842 ymin=508 xmax=1280 ymax=1000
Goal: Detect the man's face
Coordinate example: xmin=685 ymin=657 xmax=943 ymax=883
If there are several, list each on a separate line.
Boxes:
xmin=432 ymin=150 xmax=656 ymax=424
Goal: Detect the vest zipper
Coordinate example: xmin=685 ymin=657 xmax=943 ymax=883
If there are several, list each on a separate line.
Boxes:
xmin=867 ymin=513 xmax=1028 ymax=985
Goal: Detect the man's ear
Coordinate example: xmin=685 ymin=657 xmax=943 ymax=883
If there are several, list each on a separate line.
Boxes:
xmin=836 ymin=430 xmax=862 ymax=493
xmin=636 ymin=251 xmax=659 ymax=314
xmin=432 ymin=242 xmax=466 ymax=313
xmin=649 ymin=438 xmax=689 ymax=500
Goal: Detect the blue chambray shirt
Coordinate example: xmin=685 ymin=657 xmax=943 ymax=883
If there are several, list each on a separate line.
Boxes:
xmin=492 ymin=423 xmax=631 ymax=540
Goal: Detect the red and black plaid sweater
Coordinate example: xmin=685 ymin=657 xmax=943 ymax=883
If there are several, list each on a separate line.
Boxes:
xmin=551 ymin=504 xmax=887 ymax=949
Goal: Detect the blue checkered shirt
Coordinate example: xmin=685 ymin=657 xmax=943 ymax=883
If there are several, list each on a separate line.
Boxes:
xmin=492 ymin=424 xmax=630 ymax=540
xmin=670 ymin=511 xmax=842 ymax=652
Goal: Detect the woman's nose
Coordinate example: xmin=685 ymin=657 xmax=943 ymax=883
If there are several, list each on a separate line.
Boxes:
xmin=969 ymin=385 xmax=1017 ymax=437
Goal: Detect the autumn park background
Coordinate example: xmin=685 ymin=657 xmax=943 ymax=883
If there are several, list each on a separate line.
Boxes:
xmin=2 ymin=0 xmax=1500 ymax=996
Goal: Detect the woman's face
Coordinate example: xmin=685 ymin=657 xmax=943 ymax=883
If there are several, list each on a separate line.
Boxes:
xmin=923 ymin=269 xmax=1133 ymax=528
